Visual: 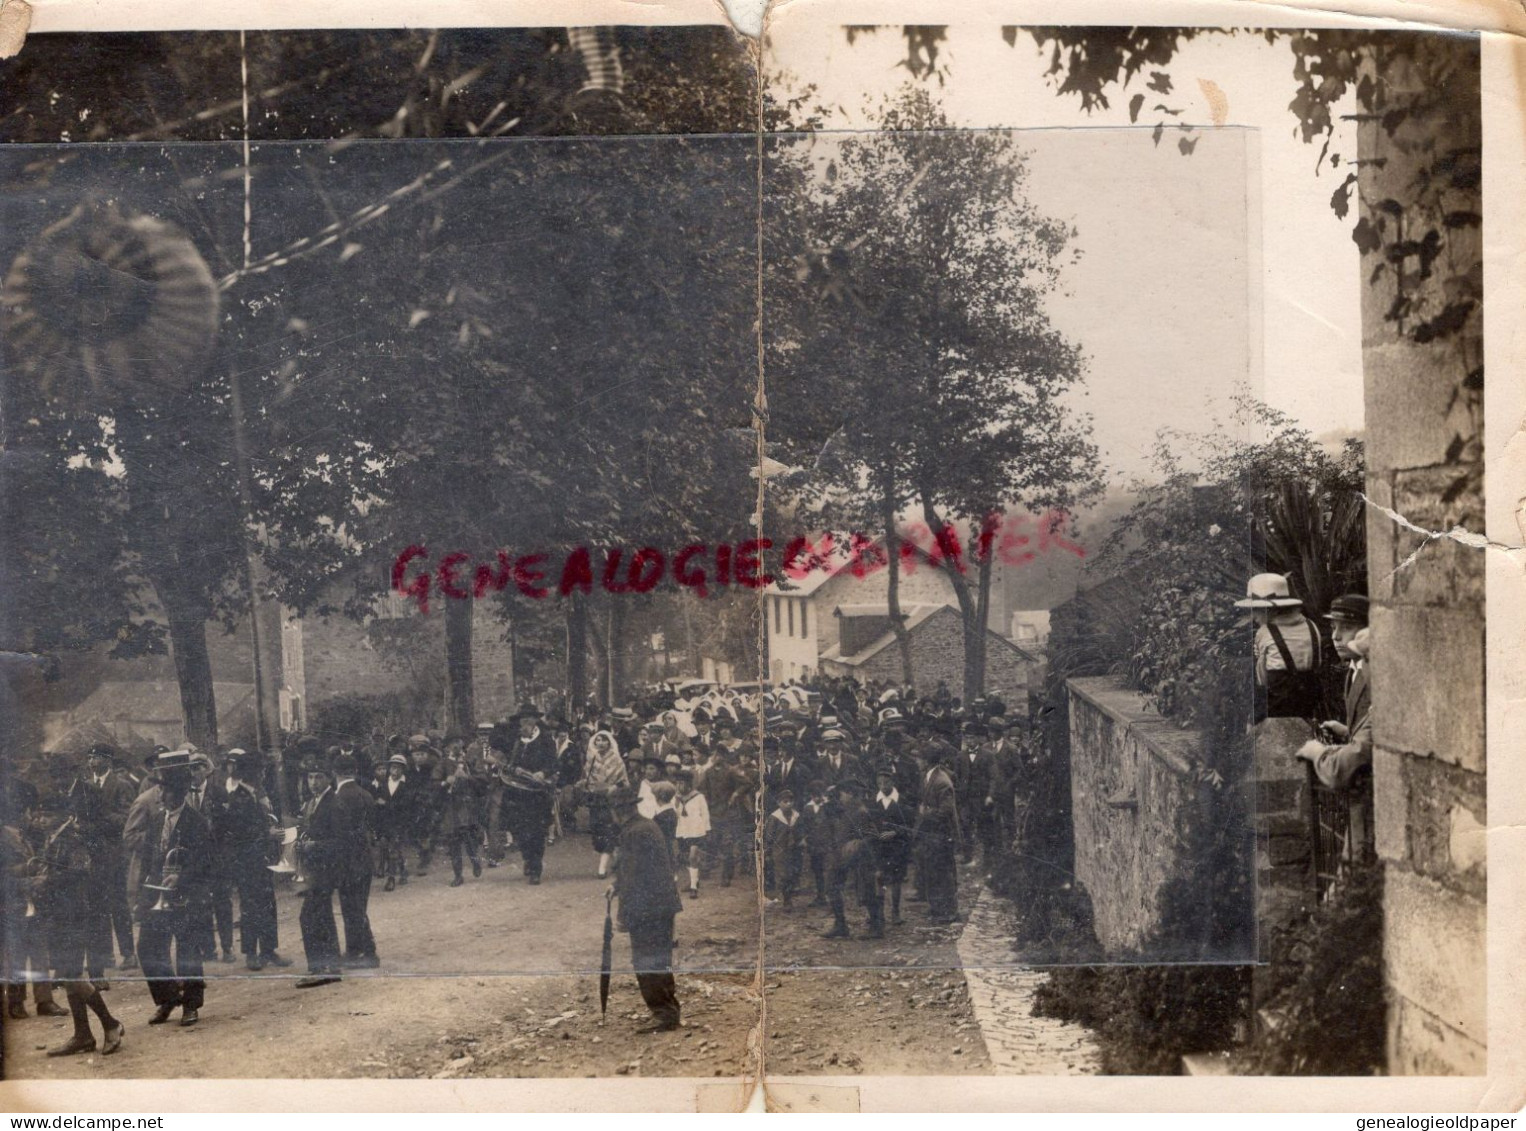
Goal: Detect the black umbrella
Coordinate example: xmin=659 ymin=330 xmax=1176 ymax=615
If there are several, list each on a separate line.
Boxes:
xmin=599 ymin=888 xmax=615 ymax=1017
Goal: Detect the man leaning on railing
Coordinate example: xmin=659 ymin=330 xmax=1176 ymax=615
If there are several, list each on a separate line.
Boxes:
xmin=1295 ymin=595 xmax=1372 ymax=790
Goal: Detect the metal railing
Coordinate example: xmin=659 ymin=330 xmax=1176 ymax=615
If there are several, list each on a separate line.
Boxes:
xmin=1304 ymin=763 xmax=1375 ymax=899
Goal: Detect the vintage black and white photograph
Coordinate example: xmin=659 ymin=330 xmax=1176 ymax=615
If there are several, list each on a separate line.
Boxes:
xmin=0 ymin=2 xmax=1505 ymax=1108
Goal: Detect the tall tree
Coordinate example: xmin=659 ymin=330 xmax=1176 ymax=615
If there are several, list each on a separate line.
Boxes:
xmin=766 ymin=87 xmax=1101 ymax=698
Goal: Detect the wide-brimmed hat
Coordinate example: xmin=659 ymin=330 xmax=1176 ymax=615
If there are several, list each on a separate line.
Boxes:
xmin=1234 ymin=573 xmax=1303 ymax=609
xmin=877 ymin=707 xmax=904 ymax=726
xmin=154 ymin=750 xmax=195 ymax=780
xmin=512 ymin=704 xmax=544 ymax=722
xmin=1324 ymin=593 xmax=1370 ymax=625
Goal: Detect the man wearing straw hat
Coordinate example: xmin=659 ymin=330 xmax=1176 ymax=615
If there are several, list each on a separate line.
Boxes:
xmin=136 ymin=750 xmax=214 ymax=1027
xmin=1235 ymin=572 xmax=1325 ymax=721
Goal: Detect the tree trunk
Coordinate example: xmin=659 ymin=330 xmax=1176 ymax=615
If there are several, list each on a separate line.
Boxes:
xmin=921 ymin=500 xmax=982 ymax=701
xmin=443 ymin=594 xmax=475 ymax=735
xmin=160 ymin=585 xmax=219 ymax=750
xmin=974 ymin=547 xmax=994 ymax=697
xmin=565 ymin=594 xmax=589 ymax=707
xmin=882 ymin=485 xmax=915 ymax=686
xmin=607 ymin=600 xmax=626 ymax=708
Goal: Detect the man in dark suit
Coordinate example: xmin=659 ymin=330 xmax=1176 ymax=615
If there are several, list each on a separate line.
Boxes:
xmin=815 ymin=728 xmax=859 ymax=787
xmin=82 ymin=744 xmax=137 ymax=971
xmin=331 ymin=753 xmax=379 ymax=969
xmin=610 ymin=786 xmax=683 ymax=1033
xmin=915 ymin=741 xmax=961 ymax=924
xmin=1297 ymin=594 xmax=1374 ymax=790
xmin=375 ymin=754 xmax=417 ymax=891
xmin=187 ymin=751 xmax=236 ymax=963
xmin=953 ymin=721 xmax=993 ymax=865
xmin=136 ymin=751 xmax=215 ymax=1027
xmin=763 ymin=737 xmax=811 ymax=817
xmin=295 ymin=760 xmax=344 ymax=988
xmin=503 ymin=706 xmax=558 ymax=884
xmin=221 ymin=750 xmax=290 ymax=971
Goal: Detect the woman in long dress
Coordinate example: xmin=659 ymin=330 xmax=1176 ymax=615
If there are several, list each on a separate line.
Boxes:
xmin=577 ymin=731 xmax=628 ymax=878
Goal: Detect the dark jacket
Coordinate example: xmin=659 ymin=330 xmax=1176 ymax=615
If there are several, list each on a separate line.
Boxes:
xmin=220 ymin=781 xmax=276 ymax=873
xmin=333 ymin=779 xmax=376 ymax=880
xmin=954 ymin=748 xmax=993 ymax=806
xmin=132 ymin=802 xmax=214 ymax=918
xmin=614 ymin=814 xmax=683 ymax=930
xmin=765 ymin=757 xmax=812 ymax=811
xmin=915 ymin=765 xmax=960 ymax=846
xmin=298 ymin=787 xmax=345 ymax=888
xmin=507 ymin=729 xmax=559 ymax=780
xmin=374 ymin=776 xmax=419 ymax=838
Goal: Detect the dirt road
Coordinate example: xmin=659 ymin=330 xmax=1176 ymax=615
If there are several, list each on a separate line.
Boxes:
xmin=4 ymin=839 xmax=988 ymax=1081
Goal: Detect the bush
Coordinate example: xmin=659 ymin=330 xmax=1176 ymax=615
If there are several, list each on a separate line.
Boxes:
xmin=1097 ymin=399 xmax=1366 ymax=729
xmin=1035 ymin=963 xmax=1252 ymax=1075
xmin=1235 ymin=862 xmax=1386 ymax=1075
xmin=306 ymin=693 xmax=428 ymax=745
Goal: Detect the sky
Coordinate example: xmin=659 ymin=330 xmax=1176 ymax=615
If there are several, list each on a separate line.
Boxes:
xmin=764 ymin=23 xmax=1366 ymax=484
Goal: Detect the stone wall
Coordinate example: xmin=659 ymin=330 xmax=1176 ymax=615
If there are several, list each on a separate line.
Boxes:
xmin=282 ymin=600 xmax=516 ymax=731
xmin=1066 ymin=675 xmax=1218 ymax=955
xmin=1356 ymin=41 xmax=1487 ymax=1076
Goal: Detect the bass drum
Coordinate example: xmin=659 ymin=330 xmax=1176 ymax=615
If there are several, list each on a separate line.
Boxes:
xmin=2 ymin=205 xmax=219 ymax=409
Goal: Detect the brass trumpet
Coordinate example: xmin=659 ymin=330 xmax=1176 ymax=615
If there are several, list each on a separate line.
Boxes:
xmin=142 ymin=846 xmax=188 ymax=913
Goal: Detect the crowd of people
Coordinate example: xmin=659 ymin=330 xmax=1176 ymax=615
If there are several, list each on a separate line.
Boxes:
xmin=2 ymin=674 xmax=1047 ymax=1055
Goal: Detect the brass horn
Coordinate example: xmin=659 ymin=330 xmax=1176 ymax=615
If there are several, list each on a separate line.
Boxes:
xmin=142 ymin=846 xmax=187 ymax=913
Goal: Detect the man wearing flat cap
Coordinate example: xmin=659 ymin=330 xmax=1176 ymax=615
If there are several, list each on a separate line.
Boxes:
xmin=609 ymin=786 xmax=683 ymax=1032
xmin=221 ymin=750 xmax=290 ymax=970
xmin=821 ymin=777 xmax=884 ymax=940
xmin=1296 ymin=594 xmax=1374 ymax=790
xmin=295 ymin=758 xmax=343 ymax=988
xmin=83 ymin=743 xmax=137 ymax=972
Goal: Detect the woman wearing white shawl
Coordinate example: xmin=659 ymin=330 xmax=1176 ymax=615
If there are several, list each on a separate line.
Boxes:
xmin=578 ymin=730 xmax=628 ymax=877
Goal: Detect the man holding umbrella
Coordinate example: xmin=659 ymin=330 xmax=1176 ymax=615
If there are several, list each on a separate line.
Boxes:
xmin=607 ymin=786 xmax=682 ymax=1033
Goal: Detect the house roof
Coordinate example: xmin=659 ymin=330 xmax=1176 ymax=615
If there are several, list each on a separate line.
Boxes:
xmin=764 ymin=534 xmax=952 ymax=600
xmin=764 ymin=537 xmax=875 ymax=598
xmin=45 ymin=680 xmax=255 ymax=752
xmin=831 ymin=601 xmax=943 ymax=619
xmin=820 ymin=604 xmax=1040 ymax=668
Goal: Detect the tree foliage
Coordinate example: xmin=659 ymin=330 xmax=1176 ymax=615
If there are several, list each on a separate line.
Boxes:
xmin=765 ymin=86 xmax=1101 ymax=697
xmin=1 ymin=26 xmax=756 ymax=746
xmin=1093 ymin=398 xmax=1366 ymax=728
